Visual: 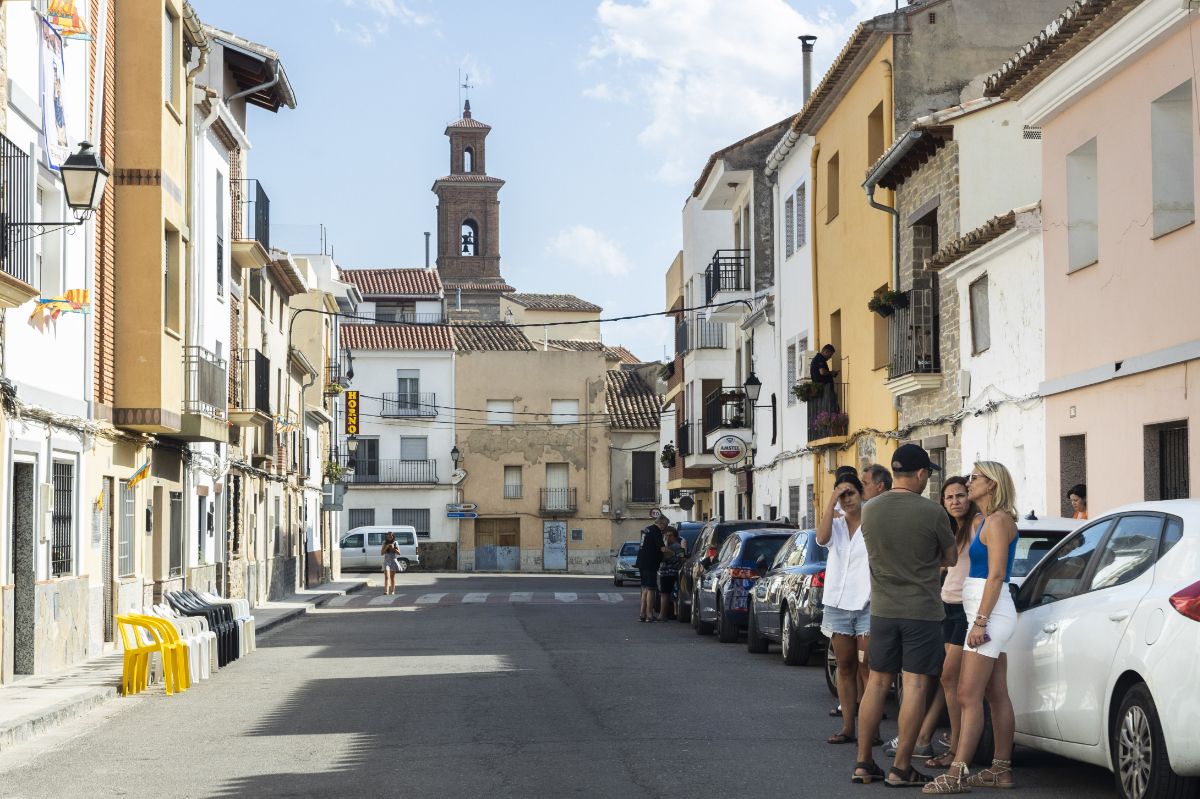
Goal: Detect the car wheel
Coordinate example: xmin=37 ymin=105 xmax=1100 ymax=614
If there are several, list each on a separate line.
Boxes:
xmin=746 ymin=602 xmax=768 ymax=653
xmin=613 ymin=578 xmax=623 ymax=587
xmin=1111 ymin=683 xmax=1198 ymax=799
xmin=781 ymin=606 xmax=804 ymax=666
xmin=694 ymin=590 xmax=714 ymax=636
xmin=398 ymin=559 xmax=409 ymax=572
xmin=824 ymin=637 xmax=838 ymax=697
xmin=716 ymin=597 xmax=738 ymax=643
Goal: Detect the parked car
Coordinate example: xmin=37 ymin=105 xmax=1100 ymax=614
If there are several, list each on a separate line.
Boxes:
xmin=693 ymin=529 xmax=794 ymax=643
xmin=612 ymin=541 xmax=640 ymax=586
xmin=677 ymin=519 xmax=796 ymax=624
xmin=1006 ymin=501 xmax=1200 ymax=799
xmin=746 ymin=530 xmax=827 ymax=665
xmin=339 ymin=526 xmax=420 ymax=571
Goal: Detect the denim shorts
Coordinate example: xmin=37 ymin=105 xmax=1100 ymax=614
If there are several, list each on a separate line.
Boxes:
xmin=821 ymin=604 xmax=871 ymax=638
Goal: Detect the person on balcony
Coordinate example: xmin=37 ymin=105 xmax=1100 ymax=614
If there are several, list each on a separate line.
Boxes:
xmin=810 ymin=344 xmax=839 ymax=414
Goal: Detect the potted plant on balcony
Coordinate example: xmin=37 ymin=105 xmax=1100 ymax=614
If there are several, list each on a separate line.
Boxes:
xmin=324 ymin=382 xmax=346 ymax=396
xmin=660 ymin=444 xmax=677 ymax=468
xmin=792 ymin=381 xmax=824 ymax=402
xmin=658 ymin=362 xmax=675 ymax=382
xmin=881 ymin=288 xmax=909 ymax=309
xmin=323 ymin=460 xmax=345 ymax=483
xmin=868 ymin=296 xmax=895 ymax=317
xmin=812 ymin=410 xmax=850 ymax=438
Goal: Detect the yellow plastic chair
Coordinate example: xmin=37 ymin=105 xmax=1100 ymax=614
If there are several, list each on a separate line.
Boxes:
xmin=132 ymin=614 xmax=191 ymax=694
xmin=116 ymin=615 xmax=155 ymax=696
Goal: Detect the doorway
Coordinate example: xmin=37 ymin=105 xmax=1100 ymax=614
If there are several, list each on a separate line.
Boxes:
xmin=542 ymin=521 xmax=567 ymax=571
xmin=10 ymin=462 xmax=35 ymax=674
xmin=475 ymin=518 xmax=520 ymax=571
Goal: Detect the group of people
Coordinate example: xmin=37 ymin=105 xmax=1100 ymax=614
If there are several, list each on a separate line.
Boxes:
xmin=819 ymin=444 xmax=1023 ymax=793
xmin=635 ymin=515 xmax=686 ymax=623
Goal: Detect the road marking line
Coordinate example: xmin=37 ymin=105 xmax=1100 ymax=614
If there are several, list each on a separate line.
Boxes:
xmin=555 ymin=592 xmax=577 ymax=603
xmin=462 ymin=593 xmax=489 ymax=603
xmin=509 ymin=592 xmax=532 ymax=603
xmin=415 ymin=593 xmax=447 ymax=604
xmin=599 ymin=593 xmax=623 ymax=603
xmin=390 ymin=593 xmax=406 ymax=604
xmin=325 ymin=595 xmax=354 ymax=607
xmin=368 ymin=595 xmax=394 ymax=606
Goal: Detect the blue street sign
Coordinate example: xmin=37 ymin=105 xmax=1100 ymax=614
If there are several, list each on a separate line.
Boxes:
xmin=447 ymin=511 xmax=478 ymax=519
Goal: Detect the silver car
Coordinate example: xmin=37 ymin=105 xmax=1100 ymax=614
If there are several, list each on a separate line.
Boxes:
xmin=613 ymin=541 xmax=640 ymax=586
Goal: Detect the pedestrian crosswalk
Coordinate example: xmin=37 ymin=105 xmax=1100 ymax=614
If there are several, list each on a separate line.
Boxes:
xmin=321 ymin=590 xmax=638 ymax=609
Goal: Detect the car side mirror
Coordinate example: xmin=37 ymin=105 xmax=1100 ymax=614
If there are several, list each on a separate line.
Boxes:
xmin=755 ymin=554 xmax=769 ymax=573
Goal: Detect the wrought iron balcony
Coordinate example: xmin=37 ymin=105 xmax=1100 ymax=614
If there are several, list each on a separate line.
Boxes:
xmin=235 ymin=179 xmax=270 ymax=253
xmin=325 ymin=359 xmax=347 ymax=396
xmin=888 ymin=285 xmax=941 ymax=380
xmin=704 ymin=249 xmax=750 ymax=303
xmin=704 ymin=387 xmax=749 ymax=433
xmin=343 ymin=458 xmax=438 ymax=485
xmin=675 ymin=317 xmax=725 ymax=355
xmin=677 ymin=422 xmax=694 ymax=457
xmin=540 ymin=488 xmax=577 ymax=515
xmin=182 ymin=346 xmax=228 ymax=419
xmin=807 ymin=382 xmax=849 ymax=440
xmin=229 ymin=348 xmax=272 ymax=426
xmin=368 ymin=309 xmax=445 ymax=325
xmin=380 ymin=392 xmax=437 ymax=418
xmin=0 ymin=133 xmax=32 ymax=288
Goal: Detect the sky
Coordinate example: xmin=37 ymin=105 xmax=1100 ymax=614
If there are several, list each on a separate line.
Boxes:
xmin=195 ymin=0 xmax=899 ymax=361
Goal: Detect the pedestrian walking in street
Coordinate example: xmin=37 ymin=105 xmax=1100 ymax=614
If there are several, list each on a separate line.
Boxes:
xmin=657 ymin=527 xmax=685 ymax=621
xmin=1068 ymin=483 xmax=1088 ymax=520
xmin=853 ymin=444 xmax=957 ymax=787
xmin=381 ymin=532 xmax=402 ymax=595
xmin=924 ymin=462 xmax=1020 ymax=794
xmin=637 ymin=516 xmax=667 ymax=622
xmin=817 ymin=474 xmax=872 ymax=746
xmin=861 ymin=464 xmax=892 ymax=502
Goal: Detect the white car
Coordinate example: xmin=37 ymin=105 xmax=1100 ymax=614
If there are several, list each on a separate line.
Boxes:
xmin=1008 ymin=500 xmax=1200 ymax=799
xmin=339 ymin=526 xmax=421 ymax=571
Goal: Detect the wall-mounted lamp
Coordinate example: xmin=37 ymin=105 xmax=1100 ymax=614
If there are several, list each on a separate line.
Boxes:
xmin=3 ymin=142 xmax=108 ymax=256
xmin=450 ymin=445 xmax=462 ymax=468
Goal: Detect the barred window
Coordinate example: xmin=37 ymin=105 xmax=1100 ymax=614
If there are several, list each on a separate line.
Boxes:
xmin=795 ymin=184 xmax=807 ymax=248
xmin=786 ymin=344 xmax=797 ymax=405
xmin=784 ymin=195 xmax=795 ymax=258
xmin=51 ymin=461 xmax=75 ymax=576
xmin=169 ymin=491 xmax=184 ymax=577
xmin=788 ymin=484 xmax=800 ymax=525
xmin=392 ymin=508 xmax=431 ymax=538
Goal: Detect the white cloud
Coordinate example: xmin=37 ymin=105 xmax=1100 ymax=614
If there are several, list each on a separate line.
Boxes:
xmin=546 ymin=225 xmax=633 ymax=277
xmin=582 ymin=82 xmax=632 ymax=103
xmin=333 ymin=0 xmax=432 ymax=45
xmin=458 ymin=53 xmax=493 ymax=91
xmin=585 ymin=0 xmax=896 ymax=183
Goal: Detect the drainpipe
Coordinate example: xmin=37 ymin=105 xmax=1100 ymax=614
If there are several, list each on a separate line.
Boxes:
xmin=865 ymin=185 xmax=900 ymax=290
xmin=225 ymin=59 xmax=281 ymax=105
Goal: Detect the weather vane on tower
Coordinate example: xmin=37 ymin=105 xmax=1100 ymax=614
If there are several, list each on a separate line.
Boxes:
xmin=458 ymin=70 xmax=475 ymax=116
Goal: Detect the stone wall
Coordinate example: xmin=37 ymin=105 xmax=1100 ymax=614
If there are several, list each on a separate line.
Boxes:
xmin=265 ymin=555 xmax=296 ymax=601
xmin=33 ymin=577 xmax=90 ymax=675
xmin=417 ymin=541 xmax=457 ymax=571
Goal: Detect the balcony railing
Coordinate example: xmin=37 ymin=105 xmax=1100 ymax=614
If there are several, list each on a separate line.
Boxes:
xmin=183 ymin=346 xmax=228 ymax=419
xmin=325 ymin=359 xmax=346 ymax=396
xmin=675 ymin=317 xmax=725 ymax=355
xmin=233 ymin=348 xmax=272 ymax=415
xmin=807 ymin=382 xmax=849 ymax=440
xmin=0 ymin=133 xmax=32 ymax=285
xmin=343 ymin=458 xmax=438 ymax=485
xmin=625 ymin=480 xmax=659 ymax=505
xmin=540 ymin=488 xmax=577 ymax=515
xmin=366 ymin=310 xmax=445 ymax=325
xmin=235 ymin=178 xmax=270 ymax=253
xmin=704 ymin=249 xmax=750 ymax=303
xmin=888 ymin=285 xmax=941 ymax=380
xmin=704 ymin=387 xmax=749 ymax=433
xmin=381 ymin=392 xmax=438 ymax=418
xmin=504 ymin=484 xmax=523 ymax=499
xmin=677 ymin=422 xmax=693 ymax=457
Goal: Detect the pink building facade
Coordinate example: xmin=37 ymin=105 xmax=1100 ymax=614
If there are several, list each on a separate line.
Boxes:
xmin=997 ymin=0 xmax=1200 ymax=515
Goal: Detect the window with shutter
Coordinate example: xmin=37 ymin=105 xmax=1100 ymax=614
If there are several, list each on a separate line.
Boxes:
xmin=784 ymin=195 xmax=795 ymax=258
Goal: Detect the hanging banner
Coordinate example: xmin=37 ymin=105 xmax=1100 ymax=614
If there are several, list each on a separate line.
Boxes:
xmin=28 ymin=288 xmax=90 ymax=333
xmin=344 ymin=391 xmax=359 ymax=435
xmin=46 ymin=2 xmax=91 ymax=40
xmin=40 ymin=17 xmax=71 ymax=169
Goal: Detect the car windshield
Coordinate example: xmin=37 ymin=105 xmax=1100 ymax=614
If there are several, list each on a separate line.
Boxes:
xmin=1011 ymin=533 xmax=1064 ymax=579
xmin=738 ymin=536 xmax=790 ymax=565
xmin=619 ymin=543 xmax=639 ymax=557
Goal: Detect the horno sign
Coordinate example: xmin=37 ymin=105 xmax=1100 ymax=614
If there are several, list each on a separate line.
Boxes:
xmin=712 ymin=435 xmax=748 ymax=465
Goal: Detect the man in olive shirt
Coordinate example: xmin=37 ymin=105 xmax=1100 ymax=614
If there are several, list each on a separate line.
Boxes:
xmin=853 ymin=444 xmax=958 ymax=787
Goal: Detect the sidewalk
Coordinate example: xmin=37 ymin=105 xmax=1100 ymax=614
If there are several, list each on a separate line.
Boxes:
xmin=0 ymin=579 xmax=367 ymax=753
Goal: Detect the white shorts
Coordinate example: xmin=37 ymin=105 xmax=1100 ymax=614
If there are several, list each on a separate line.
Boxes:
xmin=962 ymin=577 xmax=1016 ymax=659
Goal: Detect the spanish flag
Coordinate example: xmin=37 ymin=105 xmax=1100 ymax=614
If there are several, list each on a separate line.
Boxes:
xmin=128 ymin=460 xmax=150 ymax=489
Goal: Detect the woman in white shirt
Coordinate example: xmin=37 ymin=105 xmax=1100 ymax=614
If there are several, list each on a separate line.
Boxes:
xmin=817 ymin=474 xmax=871 ymax=744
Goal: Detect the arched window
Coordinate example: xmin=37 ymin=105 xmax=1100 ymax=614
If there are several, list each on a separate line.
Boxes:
xmin=460 ymin=220 xmax=479 ymax=256
xmin=463 ymin=147 xmax=474 ymax=173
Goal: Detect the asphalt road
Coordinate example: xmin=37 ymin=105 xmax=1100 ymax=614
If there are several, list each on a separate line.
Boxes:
xmin=0 ymin=574 xmax=1117 ymax=798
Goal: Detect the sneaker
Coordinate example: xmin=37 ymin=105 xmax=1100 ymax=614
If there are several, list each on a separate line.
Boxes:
xmin=883 ymin=737 xmax=933 ymax=758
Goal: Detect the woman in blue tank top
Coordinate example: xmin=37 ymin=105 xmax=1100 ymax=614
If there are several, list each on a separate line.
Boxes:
xmin=924 ymin=462 xmax=1019 ymax=795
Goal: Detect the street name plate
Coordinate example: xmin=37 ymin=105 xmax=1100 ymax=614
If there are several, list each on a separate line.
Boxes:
xmin=447 ymin=511 xmax=479 ymax=519
xmin=446 ymin=503 xmax=478 ymax=512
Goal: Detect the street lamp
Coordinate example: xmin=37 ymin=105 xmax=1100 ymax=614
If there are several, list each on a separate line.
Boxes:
xmin=345 ymin=351 xmax=355 ymax=384
xmin=450 ymin=445 xmax=461 ymax=468
xmin=345 ymin=434 xmax=359 ymax=471
xmin=743 ymin=372 xmax=762 ymax=403
xmin=3 ymin=142 xmax=109 ymax=254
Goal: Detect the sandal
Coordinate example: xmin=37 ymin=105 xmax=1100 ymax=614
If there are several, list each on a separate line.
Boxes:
xmin=828 ymin=732 xmax=856 ymax=744
xmin=852 ymin=761 xmax=885 ymax=784
xmin=926 ymin=751 xmax=956 ymax=769
xmin=922 ymin=762 xmax=969 ymax=794
xmin=964 ymin=759 xmax=1014 ymax=789
xmin=830 ymin=706 xmax=842 ymax=717
xmin=885 ymin=765 xmax=933 ymax=787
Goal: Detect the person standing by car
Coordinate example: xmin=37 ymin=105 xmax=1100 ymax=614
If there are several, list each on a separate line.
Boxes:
xmin=637 ymin=516 xmax=667 ymax=622
xmin=1067 ymin=483 xmax=1088 ymax=520
xmin=853 ymin=444 xmax=957 ymax=787
xmin=657 ymin=527 xmax=685 ymax=621
xmin=818 ymin=474 xmax=871 ymax=746
xmin=924 ymin=462 xmax=1020 ymax=794
xmin=381 ymin=532 xmax=402 ymax=596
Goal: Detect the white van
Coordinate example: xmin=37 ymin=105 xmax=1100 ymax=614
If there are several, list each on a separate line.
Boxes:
xmin=339 ymin=526 xmax=421 ymax=572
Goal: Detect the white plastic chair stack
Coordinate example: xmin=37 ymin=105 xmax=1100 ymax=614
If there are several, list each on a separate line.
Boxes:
xmin=152 ymin=604 xmax=215 ymax=681
xmin=201 ymin=592 xmax=256 ymax=655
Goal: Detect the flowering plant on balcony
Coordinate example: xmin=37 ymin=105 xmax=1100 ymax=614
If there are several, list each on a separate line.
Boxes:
xmin=867 ymin=296 xmax=895 ymax=317
xmin=660 ymin=444 xmax=677 ymax=468
xmin=792 ymin=381 xmax=824 ymax=402
xmin=323 ymin=460 xmax=345 ymax=483
xmin=812 ymin=411 xmax=850 ymax=438
xmin=324 ymin=382 xmax=346 ymax=396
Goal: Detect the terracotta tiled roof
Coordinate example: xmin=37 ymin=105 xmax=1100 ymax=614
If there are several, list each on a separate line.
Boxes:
xmin=432 ymin=174 xmax=505 ymax=184
xmin=926 ymin=210 xmax=1021 ymax=271
xmin=690 ymin=116 xmax=793 ymax=198
xmin=984 ymin=0 xmax=1143 ymax=100
xmin=341 ymin=323 xmax=454 ymax=351
xmin=505 ymin=293 xmax=602 ymax=312
xmin=785 ymin=19 xmax=889 ymax=137
xmin=451 ymin=322 xmax=535 ymax=352
xmin=606 ymin=370 xmax=660 ymax=430
xmin=446 ymin=117 xmax=491 ymax=130
xmin=443 ymin=280 xmax=516 ymax=292
xmin=546 ymin=339 xmax=641 ymax=364
xmin=337 ymin=268 xmax=442 ymax=297
xmin=608 ymin=346 xmax=640 ymax=365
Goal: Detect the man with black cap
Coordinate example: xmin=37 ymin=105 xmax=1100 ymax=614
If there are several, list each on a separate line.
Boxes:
xmin=851 ymin=444 xmax=958 ymax=787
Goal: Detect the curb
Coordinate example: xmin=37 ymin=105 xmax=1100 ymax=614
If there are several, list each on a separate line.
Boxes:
xmin=255 ymin=580 xmax=368 ymax=636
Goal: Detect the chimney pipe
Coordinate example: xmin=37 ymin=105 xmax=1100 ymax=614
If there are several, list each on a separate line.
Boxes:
xmin=424 ymin=231 xmax=431 ymax=269
xmin=799 ymin=36 xmax=817 ymax=104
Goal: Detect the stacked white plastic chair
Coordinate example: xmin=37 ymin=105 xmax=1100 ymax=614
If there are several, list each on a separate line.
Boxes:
xmin=201 ymin=591 xmax=256 ymax=655
xmin=150 ymin=604 xmax=213 ymax=683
